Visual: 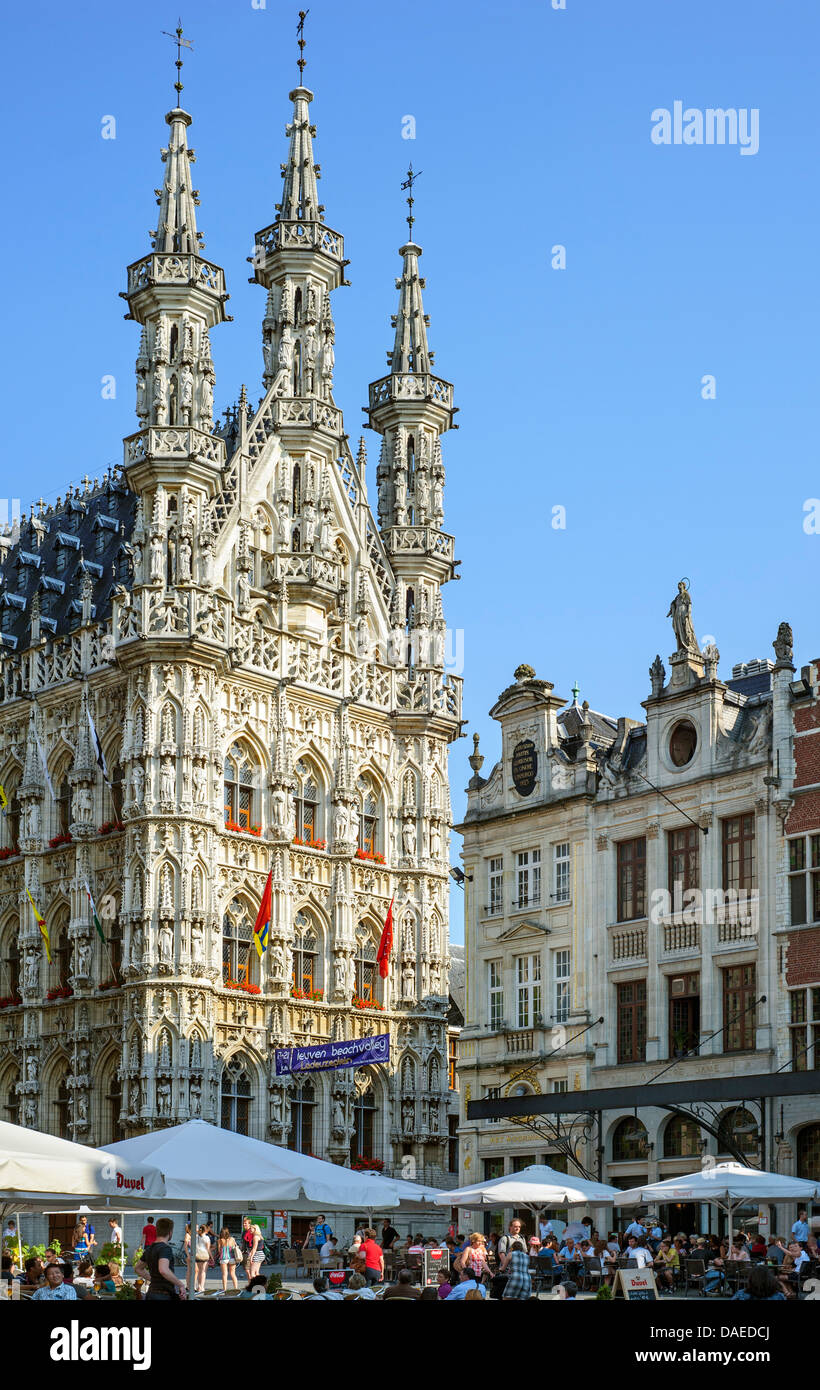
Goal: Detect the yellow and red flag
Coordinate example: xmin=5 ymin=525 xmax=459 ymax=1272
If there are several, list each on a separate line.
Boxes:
xmin=26 ymin=887 xmax=51 ymax=963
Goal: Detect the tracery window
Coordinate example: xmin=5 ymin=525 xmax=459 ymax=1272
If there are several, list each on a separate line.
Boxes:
xmin=223 ymin=743 xmax=257 ymax=831
xmin=222 ymin=901 xmax=257 ymax=986
xmin=292 ymin=912 xmax=319 ymax=995
xmin=293 ymin=759 xmax=321 ymax=843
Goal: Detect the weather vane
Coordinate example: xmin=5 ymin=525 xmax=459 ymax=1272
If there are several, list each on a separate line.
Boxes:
xmin=297 ymin=10 xmax=309 ymax=82
xmin=162 ymin=19 xmax=194 ymax=103
xmin=401 ymin=163 xmax=423 ymax=238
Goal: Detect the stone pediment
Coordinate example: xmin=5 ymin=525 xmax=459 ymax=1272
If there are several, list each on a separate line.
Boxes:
xmin=494 ymin=919 xmax=548 ymax=943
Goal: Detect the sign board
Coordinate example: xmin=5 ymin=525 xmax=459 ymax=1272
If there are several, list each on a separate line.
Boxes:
xmin=511 ymin=740 xmax=537 ymax=796
xmin=757 ymin=1209 xmax=769 ymax=1233
xmin=275 ymin=1032 xmax=390 ymax=1077
xmin=422 ymin=1247 xmax=448 ymax=1286
xmin=273 ymin=1211 xmax=288 ymax=1240
xmin=614 ymin=1268 xmax=660 ymax=1301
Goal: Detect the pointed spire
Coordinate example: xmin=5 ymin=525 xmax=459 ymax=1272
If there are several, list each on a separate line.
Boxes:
xmin=151 ymin=107 xmax=203 ymax=255
xmin=277 ymin=87 xmax=323 ymax=224
xmin=390 ymin=242 xmax=432 ymax=374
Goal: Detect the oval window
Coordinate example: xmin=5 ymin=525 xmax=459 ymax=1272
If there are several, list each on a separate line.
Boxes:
xmin=669 ymin=721 xmax=697 ymax=767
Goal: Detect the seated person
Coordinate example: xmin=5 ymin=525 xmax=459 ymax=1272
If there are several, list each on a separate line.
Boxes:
xmin=31 ymin=1263 xmax=77 ymax=1301
xmin=383 ymin=1269 xmax=421 ymax=1300
xmin=653 ymin=1240 xmax=679 ymax=1289
xmin=107 ymin=1260 xmax=124 ymax=1288
xmin=73 ymin=1259 xmax=96 ymax=1288
xmin=444 ymin=1268 xmax=487 ymax=1300
xmin=436 ymin=1269 xmax=453 ymax=1299
xmin=94 ymin=1262 xmax=117 ymax=1293
xmin=766 ymin=1237 xmax=787 ymax=1265
xmin=22 ymin=1257 xmax=44 ymax=1290
xmin=319 ymin=1236 xmax=339 ymax=1268
xmin=346 ymin=1272 xmax=376 ymax=1300
xmin=238 ymin=1275 xmax=272 ymax=1300
xmin=733 ymin=1266 xmax=786 ymax=1301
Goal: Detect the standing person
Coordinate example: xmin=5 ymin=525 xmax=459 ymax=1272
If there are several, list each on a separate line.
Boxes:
xmin=624 ymin=1216 xmax=647 ymax=1241
xmin=137 ymin=1217 xmax=187 ymax=1301
xmin=204 ymin=1220 xmax=217 ymax=1269
xmin=361 ymin=1227 xmax=385 ymax=1285
xmin=792 ymin=1210 xmax=810 ymax=1249
xmin=72 ymin=1215 xmax=92 ymax=1262
xmin=456 ymin=1232 xmax=491 ymax=1285
xmin=242 ymin=1217 xmax=264 ymax=1282
xmin=194 ymin=1225 xmax=211 ymax=1293
xmin=313 ymin=1214 xmax=333 ymax=1250
xmin=500 ymin=1242 xmax=532 ymax=1300
xmin=217 ymin=1228 xmax=241 ymax=1292
xmin=141 ymin=1217 xmax=158 ymax=1250
xmin=493 ymin=1218 xmax=528 ymax=1298
xmin=107 ymin=1217 xmax=124 ymax=1262
xmin=320 ymin=1235 xmax=339 ymax=1268
xmin=539 ymin=1214 xmax=553 ymax=1244
xmin=380 ymin=1217 xmax=399 ymax=1250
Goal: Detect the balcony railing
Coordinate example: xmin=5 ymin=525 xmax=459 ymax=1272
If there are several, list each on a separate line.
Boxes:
xmin=609 ymin=923 xmax=647 ymax=962
xmin=505 ymin=1029 xmax=535 ymax=1054
xmin=663 ymin=920 xmax=700 ymax=953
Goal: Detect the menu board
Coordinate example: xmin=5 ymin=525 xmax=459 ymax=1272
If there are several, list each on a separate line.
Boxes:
xmin=615 ymin=1268 xmax=660 ymax=1300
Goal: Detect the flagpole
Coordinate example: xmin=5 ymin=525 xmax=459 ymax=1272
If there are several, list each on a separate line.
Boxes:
xmin=85 ymin=882 xmax=118 ymax=983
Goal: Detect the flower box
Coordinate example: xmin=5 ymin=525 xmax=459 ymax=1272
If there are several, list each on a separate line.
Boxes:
xmin=224 ymin=979 xmax=261 ymax=995
xmin=0 ymin=846 xmax=20 ymax=861
xmin=98 ymin=978 xmax=119 ymax=991
xmin=292 ymin=837 xmax=327 ymax=851
xmin=351 ymin=1155 xmax=384 ymax=1172
xmin=290 ymin=987 xmax=324 ymax=1001
xmin=352 ymin=995 xmax=384 ymax=1011
xmin=98 ymin=820 xmax=126 ymax=835
xmin=224 ymin=821 xmax=262 ymax=837
xmin=48 ymin=832 xmax=72 ymax=849
xmin=45 ymin=985 xmax=74 ymax=1001
xmin=0 ymin=995 xmax=22 ymax=1009
xmin=355 ymin=848 xmax=385 ymax=864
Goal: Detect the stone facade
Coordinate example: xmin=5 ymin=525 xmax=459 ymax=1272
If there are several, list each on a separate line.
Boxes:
xmin=0 ymin=69 xmax=462 ymax=1189
xmin=456 ymin=596 xmax=819 ymax=1226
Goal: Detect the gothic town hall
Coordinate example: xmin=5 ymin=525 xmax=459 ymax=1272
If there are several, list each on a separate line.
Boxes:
xmin=0 ymin=62 xmax=462 ymax=1185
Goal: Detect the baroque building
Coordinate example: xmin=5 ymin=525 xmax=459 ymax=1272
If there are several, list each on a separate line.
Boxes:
xmin=0 ymin=59 xmax=462 ymax=1188
xmin=456 ymin=591 xmax=819 ymax=1233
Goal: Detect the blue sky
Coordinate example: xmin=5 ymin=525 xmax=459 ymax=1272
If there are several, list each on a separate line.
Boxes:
xmin=3 ymin=0 xmax=820 ymax=942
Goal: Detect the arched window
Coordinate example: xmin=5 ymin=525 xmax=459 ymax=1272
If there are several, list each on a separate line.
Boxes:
xmin=292 ymin=912 xmax=319 ymax=995
xmin=293 ymin=759 xmax=321 ymax=843
xmin=54 ymin=1071 xmax=71 ymax=1139
xmin=169 ymin=324 xmax=179 ymax=361
xmin=3 ymin=776 xmax=20 ymax=849
xmin=53 ymin=916 xmax=71 ymax=990
xmin=94 ymin=526 xmax=106 ymax=557
xmin=55 ymin=769 xmax=71 ymax=837
xmin=1 ymin=919 xmax=19 ymax=998
xmin=716 ymin=1107 xmax=759 ymax=1160
xmin=111 ymin=762 xmax=125 ymax=821
xmin=353 ymin=925 xmax=378 ymax=1004
xmin=294 ymin=289 xmax=303 ymax=326
xmin=293 ymin=340 xmax=302 ymax=397
xmin=288 ymin=1079 xmax=316 ymax=1153
xmin=406 ymin=435 xmax=416 ymax=524
xmin=796 ymin=1123 xmax=820 ymax=1180
xmin=292 ymin=463 xmax=301 ymax=516
xmin=221 ymin=1056 xmax=252 ymax=1135
xmin=612 ymin=1116 xmax=648 ymax=1163
xmin=222 ymin=900 xmax=256 ymax=987
xmin=350 ymin=1075 xmax=377 ymax=1164
xmin=223 ymin=742 xmax=257 ymax=831
xmin=105 ymin=1064 xmax=124 ymax=1144
xmin=1 ymin=1067 xmax=20 ymax=1126
xmin=663 ymin=1114 xmax=702 ymax=1159
xmin=357 ymin=776 xmax=380 ymax=857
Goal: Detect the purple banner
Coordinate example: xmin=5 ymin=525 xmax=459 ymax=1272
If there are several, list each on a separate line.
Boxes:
xmin=274 ymin=1032 xmax=390 ymax=1077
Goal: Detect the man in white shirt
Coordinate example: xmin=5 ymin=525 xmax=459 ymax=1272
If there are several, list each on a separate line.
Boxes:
xmin=625 ymin=1236 xmax=652 ymax=1269
xmin=539 ymin=1216 xmax=554 ymax=1243
xmin=624 ymin=1219 xmax=647 ymax=1240
xmin=320 ymin=1236 xmax=338 ymax=1267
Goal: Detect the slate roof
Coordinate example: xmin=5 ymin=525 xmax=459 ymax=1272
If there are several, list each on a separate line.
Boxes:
xmin=0 ymin=478 xmax=137 ymax=650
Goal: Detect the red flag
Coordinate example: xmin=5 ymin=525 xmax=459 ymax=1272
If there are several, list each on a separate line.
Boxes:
xmin=377 ymin=897 xmax=394 ymax=979
xmin=243 ymin=871 xmax=272 ymax=981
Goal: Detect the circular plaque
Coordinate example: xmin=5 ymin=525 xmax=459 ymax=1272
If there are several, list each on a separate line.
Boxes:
xmin=511 ymin=739 xmax=537 ymax=796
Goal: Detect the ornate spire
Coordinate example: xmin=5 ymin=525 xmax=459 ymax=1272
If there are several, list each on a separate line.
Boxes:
xmin=122 ymin=84 xmax=229 ymax=491
xmin=151 ymin=106 xmax=203 ymax=255
xmin=389 ymin=241 xmax=432 ymax=375
xmin=278 ymin=87 xmax=322 ymax=224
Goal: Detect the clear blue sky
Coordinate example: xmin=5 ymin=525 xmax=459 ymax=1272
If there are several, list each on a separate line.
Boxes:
xmin=3 ymin=1 xmax=820 ymax=942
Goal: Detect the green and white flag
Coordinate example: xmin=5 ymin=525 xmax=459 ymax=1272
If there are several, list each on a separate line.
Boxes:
xmin=84 ymin=881 xmax=106 ymax=943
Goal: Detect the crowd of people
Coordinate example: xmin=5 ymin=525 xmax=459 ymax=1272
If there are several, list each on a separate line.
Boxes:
xmin=4 ymin=1206 xmax=816 ymax=1301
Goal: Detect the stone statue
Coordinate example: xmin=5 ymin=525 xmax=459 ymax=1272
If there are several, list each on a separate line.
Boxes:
xmin=667 ymin=580 xmax=699 ymax=654
xmin=150 ymin=535 xmax=164 ymax=584
xmin=192 ymin=762 xmax=206 ymax=805
xmin=402 ymin=1099 xmax=414 ymax=1136
xmin=75 ymin=938 xmax=92 ymax=977
xmin=191 ymin=923 xmax=204 ymax=967
xmin=320 ymin=338 xmax=334 ymax=397
xmin=157 ymin=1080 xmax=172 ymax=1117
xmin=177 ymin=535 xmax=192 ymax=584
xmin=23 ymin=954 xmax=39 ymax=993
xmin=402 ymin=960 xmax=415 ymax=999
xmin=237 ymin=571 xmax=250 ymax=612
xmin=430 ymin=821 xmax=442 ymax=858
xmin=200 ymin=374 xmax=214 ymax=424
xmin=270 ymin=1091 xmax=283 ymax=1126
xmin=132 ymin=762 xmax=145 ymax=805
xmin=333 ymin=805 xmax=350 ymax=844
xmin=303 ymin=325 xmax=318 ymax=389
xmin=773 ymin=621 xmax=794 ymax=666
xmin=26 ymin=1054 xmax=38 ymax=1083
xmin=152 ymin=369 xmax=167 ymax=425
xmin=331 ymin=1093 xmax=346 ymax=1135
xmin=275 ymin=500 xmax=290 ymax=549
xmin=302 ymin=501 xmax=317 ymax=552
xmin=333 ymin=957 xmax=346 ymax=996
xmin=24 ymin=1098 xmax=38 ymax=1127
xmin=649 ymin=654 xmax=666 ymax=696
xmin=159 ymin=921 xmax=173 ymax=964
xmin=179 ymin=365 xmax=194 ymax=424
xmin=26 ymin=802 xmax=40 ymax=838
xmin=271 ymin=787 xmax=288 ymax=831
xmin=136 ymin=373 xmax=147 ymax=419
xmin=402 ymin=818 xmax=416 ymax=858
xmin=161 ymin=759 xmax=175 ymax=803
xmin=73 ymin=786 xmax=93 ymax=822
xmin=278 ymin=326 xmax=294 ymax=375
xmin=190 ymin=1077 xmax=202 ymax=1116
xmin=76 ymin=1091 xmax=88 ymax=1125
